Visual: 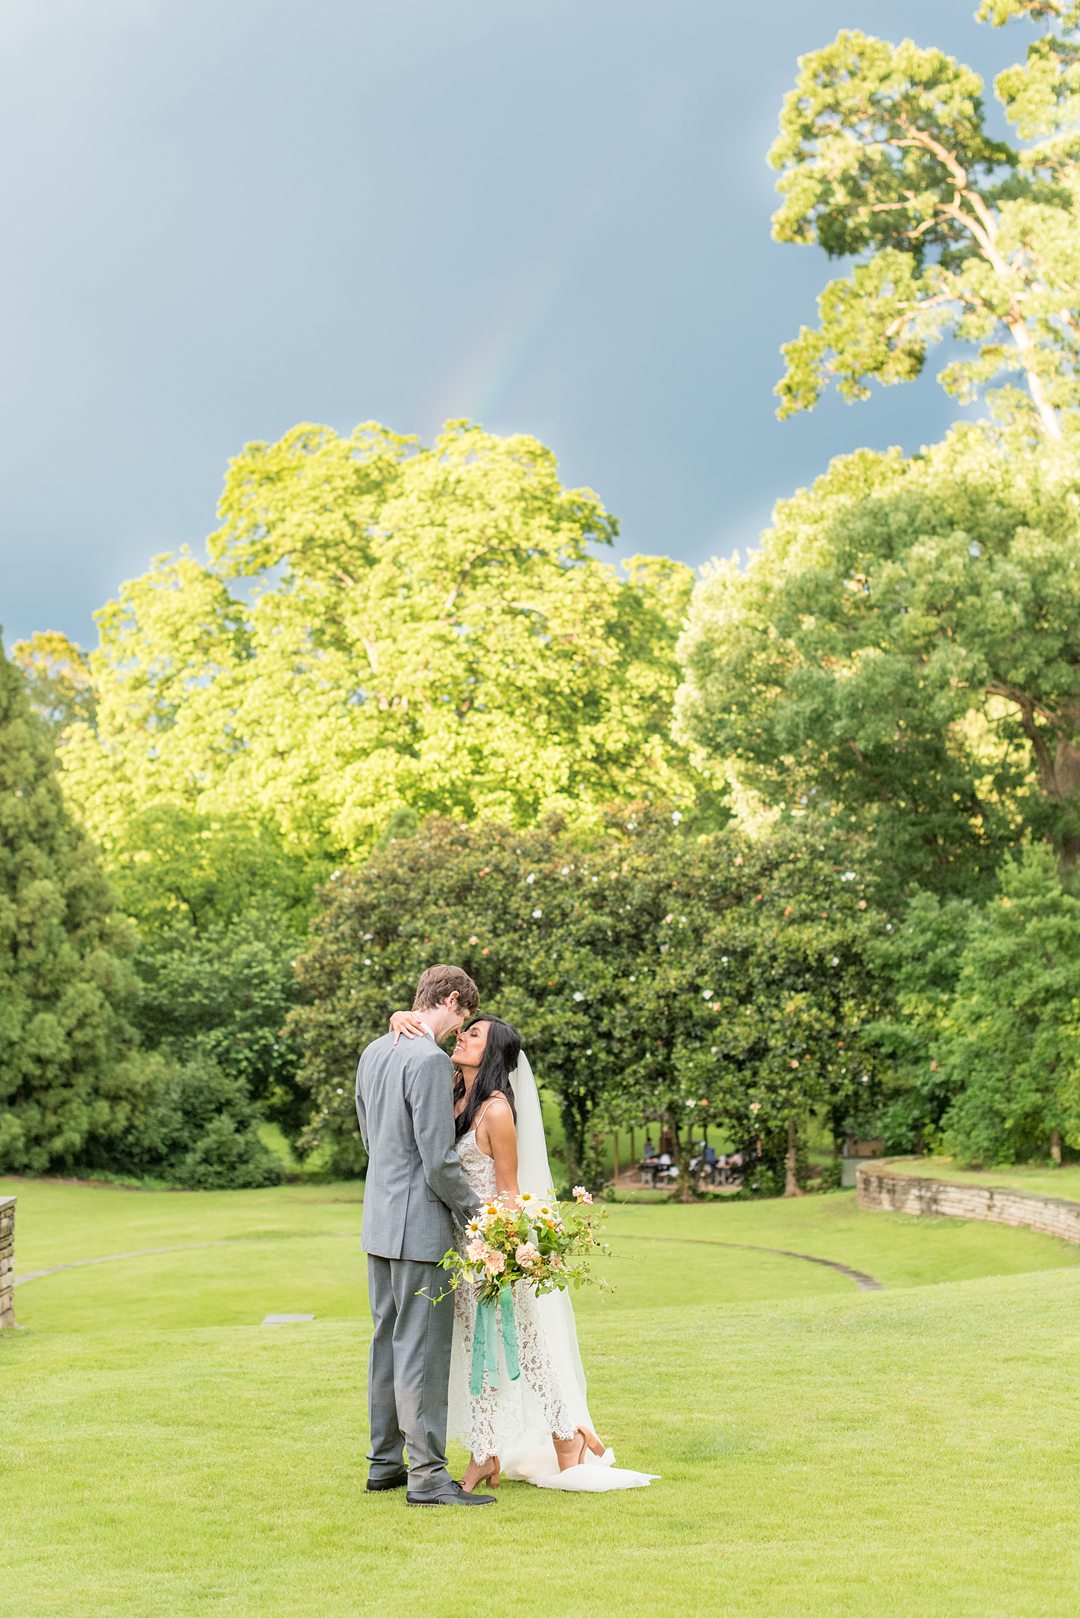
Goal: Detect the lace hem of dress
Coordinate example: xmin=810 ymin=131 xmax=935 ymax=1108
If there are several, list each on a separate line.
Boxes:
xmin=451 ymin=1278 xmax=576 ymax=1461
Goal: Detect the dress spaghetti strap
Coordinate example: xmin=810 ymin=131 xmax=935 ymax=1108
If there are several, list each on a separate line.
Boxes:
xmin=473 ymin=1096 xmax=505 ymax=1132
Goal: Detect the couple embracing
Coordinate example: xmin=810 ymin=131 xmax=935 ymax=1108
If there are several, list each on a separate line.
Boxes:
xmin=355 ymin=964 xmax=656 ymax=1506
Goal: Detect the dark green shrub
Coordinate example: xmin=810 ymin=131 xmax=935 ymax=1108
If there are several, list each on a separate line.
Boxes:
xmin=106 ymin=1052 xmax=283 ymax=1190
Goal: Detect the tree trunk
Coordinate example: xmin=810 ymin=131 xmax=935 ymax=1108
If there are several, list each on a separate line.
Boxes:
xmin=1051 ymin=1129 xmax=1063 ymax=1165
xmin=988 ymin=691 xmax=1080 ymax=868
xmin=784 ymin=1116 xmax=804 ymax=1197
xmin=560 ymin=1099 xmax=588 ymax=1187
xmin=1047 ymin=720 xmax=1080 ymax=867
xmin=673 ymin=1112 xmax=696 ymax=1203
xmin=1004 ymin=313 xmax=1063 ymax=441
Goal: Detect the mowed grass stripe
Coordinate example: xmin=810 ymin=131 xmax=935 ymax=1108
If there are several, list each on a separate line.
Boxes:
xmin=5 ymin=1266 xmax=1080 ymax=1618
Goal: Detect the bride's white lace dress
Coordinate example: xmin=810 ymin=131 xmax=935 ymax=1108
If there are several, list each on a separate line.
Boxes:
xmin=448 ymin=1125 xmax=577 ymax=1462
xmin=446 ymin=1086 xmax=657 ymax=1492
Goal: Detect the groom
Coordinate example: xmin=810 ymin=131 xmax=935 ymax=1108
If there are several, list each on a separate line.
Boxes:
xmin=355 ymin=964 xmax=496 ymax=1507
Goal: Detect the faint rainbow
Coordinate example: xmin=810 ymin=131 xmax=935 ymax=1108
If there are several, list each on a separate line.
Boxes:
xmin=430 ymin=252 xmax=571 ymax=428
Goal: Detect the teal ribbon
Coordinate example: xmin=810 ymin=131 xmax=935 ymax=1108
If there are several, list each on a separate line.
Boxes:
xmin=469 ymin=1285 xmax=521 ymax=1396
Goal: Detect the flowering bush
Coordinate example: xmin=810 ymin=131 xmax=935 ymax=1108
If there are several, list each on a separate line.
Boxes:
xmin=290 ymin=809 xmax=887 ymax=1187
xmin=438 ymin=1186 xmax=606 ymax=1303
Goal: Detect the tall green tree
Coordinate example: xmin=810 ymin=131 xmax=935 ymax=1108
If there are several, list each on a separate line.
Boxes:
xmin=59 ymin=420 xmax=709 ymax=862
xmin=112 ymin=805 xmax=316 ymax=1138
xmin=0 ymin=640 xmax=140 ymax=1173
xmin=677 ymin=425 xmax=1080 ymax=889
xmin=941 ymin=844 xmax=1080 ymax=1164
xmin=679 ymin=4 xmax=1080 ymax=889
xmin=769 ymin=7 xmax=1080 ymax=437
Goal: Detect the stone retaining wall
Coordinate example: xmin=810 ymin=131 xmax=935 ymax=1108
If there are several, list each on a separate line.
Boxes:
xmin=0 ymin=1196 xmax=14 ymax=1329
xmin=857 ymin=1162 xmax=1080 ymax=1247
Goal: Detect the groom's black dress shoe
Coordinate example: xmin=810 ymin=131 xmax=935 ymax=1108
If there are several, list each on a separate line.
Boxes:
xmin=406 ymin=1481 xmax=496 ymax=1507
xmin=366 ymin=1469 xmax=409 ymax=1492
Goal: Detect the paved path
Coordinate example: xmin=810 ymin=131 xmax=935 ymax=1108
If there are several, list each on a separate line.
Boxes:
xmin=12 ymin=1230 xmax=358 ymax=1287
xmin=14 ymin=1229 xmax=884 ymax=1292
xmin=614 ymin=1232 xmax=884 ymax=1290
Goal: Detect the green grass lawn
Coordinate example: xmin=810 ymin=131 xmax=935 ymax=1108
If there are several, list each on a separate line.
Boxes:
xmin=4 ymin=1175 xmax=1080 ymax=1618
xmin=876 ymin=1155 xmax=1080 ymax=1200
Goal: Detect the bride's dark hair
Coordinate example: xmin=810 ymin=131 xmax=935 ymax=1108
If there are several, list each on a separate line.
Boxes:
xmin=453 ymin=1016 xmax=521 ymax=1139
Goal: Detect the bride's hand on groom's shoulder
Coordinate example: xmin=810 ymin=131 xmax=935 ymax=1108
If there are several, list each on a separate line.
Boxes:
xmin=390 ymin=1010 xmax=426 ymax=1045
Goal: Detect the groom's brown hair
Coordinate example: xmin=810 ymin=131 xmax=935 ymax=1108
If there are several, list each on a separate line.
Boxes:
xmin=412 ymin=964 xmax=479 ymax=1015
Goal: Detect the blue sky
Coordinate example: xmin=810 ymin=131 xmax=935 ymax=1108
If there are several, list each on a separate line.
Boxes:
xmin=0 ymin=1 xmax=1021 ymax=649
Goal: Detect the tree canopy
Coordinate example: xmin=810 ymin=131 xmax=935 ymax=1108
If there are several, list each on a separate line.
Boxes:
xmin=677 ymin=423 xmax=1080 ymax=890
xmin=769 ymin=9 xmax=1080 ymax=437
xmin=288 ymin=811 xmax=886 ymax=1188
xmin=55 ymin=420 xmax=710 ymax=862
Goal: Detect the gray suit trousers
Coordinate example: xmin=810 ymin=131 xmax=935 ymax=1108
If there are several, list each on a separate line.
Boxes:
xmin=366 ymin=1254 xmax=455 ymax=1493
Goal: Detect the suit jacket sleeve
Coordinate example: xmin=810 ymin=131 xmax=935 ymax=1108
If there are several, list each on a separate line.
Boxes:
xmin=405 ymin=1049 xmax=480 ymax=1226
xmin=354 ymin=1056 xmax=369 ymax=1153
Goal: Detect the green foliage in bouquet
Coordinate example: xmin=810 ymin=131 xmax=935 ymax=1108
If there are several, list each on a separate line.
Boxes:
xmin=439 ymin=1186 xmax=606 ymax=1304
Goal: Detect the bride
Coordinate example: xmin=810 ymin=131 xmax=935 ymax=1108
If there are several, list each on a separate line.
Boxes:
xmin=389 ymin=1008 xmax=657 ymax=1493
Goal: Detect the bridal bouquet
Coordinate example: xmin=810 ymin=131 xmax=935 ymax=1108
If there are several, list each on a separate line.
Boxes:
xmin=439 ymin=1186 xmax=607 ymax=1303
xmin=438 ymin=1188 xmax=606 ymax=1396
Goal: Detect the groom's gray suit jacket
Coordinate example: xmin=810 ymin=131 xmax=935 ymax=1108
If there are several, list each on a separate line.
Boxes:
xmin=355 ymin=1031 xmax=479 ymax=1261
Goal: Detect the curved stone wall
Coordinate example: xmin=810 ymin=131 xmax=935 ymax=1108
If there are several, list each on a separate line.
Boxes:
xmin=857 ymin=1162 xmax=1080 ymax=1247
xmin=0 ymin=1196 xmax=14 ymax=1329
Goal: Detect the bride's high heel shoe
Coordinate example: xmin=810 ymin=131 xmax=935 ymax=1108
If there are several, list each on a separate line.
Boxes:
xmin=554 ymin=1426 xmax=606 ymax=1471
xmin=461 ymin=1454 xmax=501 ymax=1492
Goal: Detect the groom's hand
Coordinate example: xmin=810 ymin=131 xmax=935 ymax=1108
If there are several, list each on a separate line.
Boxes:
xmin=390 ymin=1010 xmax=427 ymax=1045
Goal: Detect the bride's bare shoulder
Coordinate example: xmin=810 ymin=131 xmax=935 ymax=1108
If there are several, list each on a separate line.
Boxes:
xmin=477 ymin=1092 xmax=516 ymax=1138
